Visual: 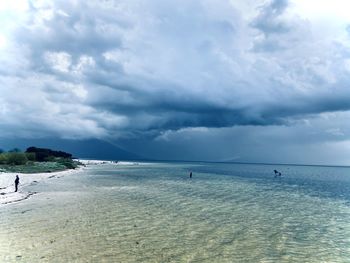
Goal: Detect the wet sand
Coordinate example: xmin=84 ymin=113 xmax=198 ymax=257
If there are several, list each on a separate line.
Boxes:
xmin=0 ymin=160 xmax=134 ymax=205
xmin=0 ymin=168 xmax=83 ymax=205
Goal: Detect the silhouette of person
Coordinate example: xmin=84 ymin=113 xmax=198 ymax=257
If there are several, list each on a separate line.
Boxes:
xmin=15 ymin=175 xmax=19 ymax=192
xmin=190 ymin=172 xmax=192 ymax=178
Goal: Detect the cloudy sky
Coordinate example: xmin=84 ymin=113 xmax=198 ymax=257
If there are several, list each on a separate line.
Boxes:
xmin=1 ymin=0 xmax=350 ymax=165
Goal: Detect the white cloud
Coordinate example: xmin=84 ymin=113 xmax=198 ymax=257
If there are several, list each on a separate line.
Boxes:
xmin=44 ymin=51 xmax=72 ymax=72
xmin=0 ymin=34 xmax=7 ymax=49
xmin=290 ymin=0 xmax=350 ymax=25
xmin=0 ymin=0 xmax=29 ymax=12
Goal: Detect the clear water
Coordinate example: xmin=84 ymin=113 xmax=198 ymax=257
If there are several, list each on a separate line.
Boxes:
xmin=1 ymin=162 xmax=350 ymax=262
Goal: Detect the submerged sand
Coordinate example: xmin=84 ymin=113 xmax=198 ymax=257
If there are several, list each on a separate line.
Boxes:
xmin=1 ymin=162 xmax=350 ymax=262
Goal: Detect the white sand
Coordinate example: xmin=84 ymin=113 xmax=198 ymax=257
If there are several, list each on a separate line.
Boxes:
xmin=0 ymin=168 xmax=83 ymax=205
xmin=0 ymin=160 xmax=145 ymax=205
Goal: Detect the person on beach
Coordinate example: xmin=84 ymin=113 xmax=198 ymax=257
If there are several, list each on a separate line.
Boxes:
xmin=190 ymin=171 xmax=192 ymax=178
xmin=15 ymin=175 xmax=19 ymax=192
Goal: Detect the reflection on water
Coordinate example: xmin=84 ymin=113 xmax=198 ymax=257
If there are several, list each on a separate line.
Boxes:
xmin=1 ymin=162 xmax=350 ymax=262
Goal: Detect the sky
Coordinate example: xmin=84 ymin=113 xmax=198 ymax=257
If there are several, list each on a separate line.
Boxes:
xmin=1 ymin=0 xmax=350 ymax=165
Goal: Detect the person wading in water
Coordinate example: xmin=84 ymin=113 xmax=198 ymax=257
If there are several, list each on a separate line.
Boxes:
xmin=15 ymin=175 xmax=19 ymax=192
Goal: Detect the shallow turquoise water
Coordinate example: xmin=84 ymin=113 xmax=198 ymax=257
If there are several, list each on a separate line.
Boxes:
xmin=1 ymin=162 xmax=350 ymax=262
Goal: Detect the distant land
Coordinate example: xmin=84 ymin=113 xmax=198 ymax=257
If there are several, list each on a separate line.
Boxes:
xmin=0 ymin=138 xmax=142 ymax=161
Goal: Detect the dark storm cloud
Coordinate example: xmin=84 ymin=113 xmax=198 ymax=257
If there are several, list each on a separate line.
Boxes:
xmin=1 ymin=0 xmax=350 ymax=143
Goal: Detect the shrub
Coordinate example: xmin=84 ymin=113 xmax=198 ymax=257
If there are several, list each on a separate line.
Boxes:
xmin=44 ymin=155 xmax=55 ymax=162
xmin=6 ymin=152 xmax=28 ymax=165
xmin=25 ymin=152 xmax=36 ymax=161
xmin=0 ymin=153 xmax=8 ymax=164
xmin=56 ymin=158 xmax=77 ymax=169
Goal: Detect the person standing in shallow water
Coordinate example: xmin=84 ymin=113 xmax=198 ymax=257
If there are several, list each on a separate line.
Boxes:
xmin=189 ymin=172 xmax=192 ymax=178
xmin=14 ymin=175 xmax=19 ymax=192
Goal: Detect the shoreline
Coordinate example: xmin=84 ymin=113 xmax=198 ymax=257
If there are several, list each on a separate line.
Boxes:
xmin=0 ymin=167 xmax=84 ymax=206
xmin=0 ymin=160 xmax=145 ymax=206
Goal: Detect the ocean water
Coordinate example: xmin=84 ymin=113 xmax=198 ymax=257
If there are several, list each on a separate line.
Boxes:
xmin=1 ymin=162 xmax=350 ymax=262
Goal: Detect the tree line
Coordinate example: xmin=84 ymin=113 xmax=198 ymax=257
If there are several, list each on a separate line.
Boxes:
xmin=0 ymin=147 xmax=75 ymax=168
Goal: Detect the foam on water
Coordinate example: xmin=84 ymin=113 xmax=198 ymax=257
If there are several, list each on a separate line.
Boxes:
xmin=1 ymin=162 xmax=350 ymax=262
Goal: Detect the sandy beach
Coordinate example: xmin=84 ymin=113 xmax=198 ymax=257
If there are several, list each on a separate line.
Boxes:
xmin=0 ymin=160 xmax=138 ymax=206
xmin=0 ymin=168 xmax=84 ymax=205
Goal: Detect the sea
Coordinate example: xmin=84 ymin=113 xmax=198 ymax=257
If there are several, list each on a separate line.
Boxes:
xmin=1 ymin=161 xmax=350 ymax=262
